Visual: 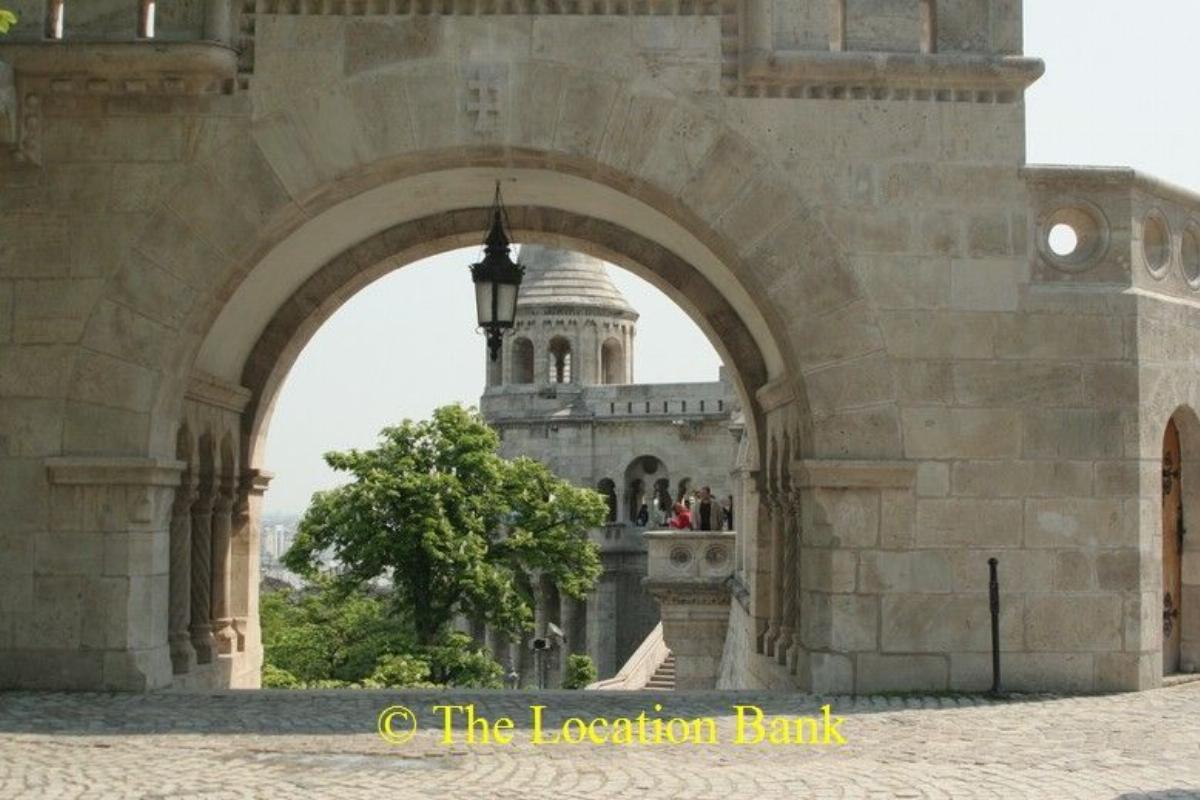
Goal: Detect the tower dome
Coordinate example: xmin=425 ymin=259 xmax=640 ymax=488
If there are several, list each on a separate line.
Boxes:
xmin=486 ymin=246 xmax=638 ymax=389
xmin=516 ymin=245 xmax=637 ymax=318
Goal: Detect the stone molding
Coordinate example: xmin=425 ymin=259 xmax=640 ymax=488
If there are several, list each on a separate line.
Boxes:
xmin=737 ymin=51 xmax=1043 ymax=101
xmin=186 ymin=371 xmax=254 ymax=415
xmin=46 ymin=456 xmax=185 ymax=488
xmin=0 ymin=42 xmax=239 ymax=96
xmin=791 ymin=459 xmax=917 ymax=490
xmin=755 ymin=378 xmax=795 ymax=413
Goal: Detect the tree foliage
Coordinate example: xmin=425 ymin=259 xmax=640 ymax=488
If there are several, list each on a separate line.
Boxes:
xmin=0 ymin=9 xmax=16 ymax=34
xmin=260 ymin=583 xmax=505 ymax=688
xmin=562 ymin=654 xmax=598 ymax=690
xmin=283 ymin=405 xmax=606 ymax=647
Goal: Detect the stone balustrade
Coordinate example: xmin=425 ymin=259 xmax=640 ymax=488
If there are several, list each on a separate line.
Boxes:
xmin=643 ymin=531 xmax=735 ymax=690
xmin=1025 ymin=166 xmax=1200 ymax=302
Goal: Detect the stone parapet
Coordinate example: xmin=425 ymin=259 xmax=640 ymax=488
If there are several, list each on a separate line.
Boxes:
xmin=644 ymin=531 xmax=735 ymax=690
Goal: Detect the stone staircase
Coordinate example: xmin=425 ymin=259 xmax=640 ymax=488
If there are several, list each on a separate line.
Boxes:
xmin=644 ymin=652 xmax=676 ymax=691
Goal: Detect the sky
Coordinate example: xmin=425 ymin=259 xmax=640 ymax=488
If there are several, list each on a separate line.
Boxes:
xmin=262 ymin=4 xmax=1200 ymax=515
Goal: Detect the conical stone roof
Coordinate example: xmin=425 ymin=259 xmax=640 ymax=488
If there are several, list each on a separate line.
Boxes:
xmin=515 ymin=245 xmax=637 ymax=318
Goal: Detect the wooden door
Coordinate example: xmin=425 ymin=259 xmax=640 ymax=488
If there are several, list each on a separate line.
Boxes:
xmin=1163 ymin=419 xmax=1183 ymax=674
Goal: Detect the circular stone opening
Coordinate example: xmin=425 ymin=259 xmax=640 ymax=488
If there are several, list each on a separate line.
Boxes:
xmin=1183 ymin=224 xmax=1200 ymax=287
xmin=1048 ymin=223 xmax=1079 ymax=257
xmin=1143 ymin=213 xmax=1171 ymax=277
xmin=1038 ymin=204 xmax=1108 ymax=272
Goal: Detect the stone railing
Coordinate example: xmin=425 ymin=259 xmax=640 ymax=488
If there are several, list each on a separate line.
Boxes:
xmin=1025 ymin=166 xmax=1200 ymax=302
xmin=586 ymin=622 xmax=668 ymax=691
xmin=643 ymin=531 xmax=735 ymax=690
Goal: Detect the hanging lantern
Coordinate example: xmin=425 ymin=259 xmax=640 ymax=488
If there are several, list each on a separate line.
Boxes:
xmin=470 ymin=183 xmax=524 ymax=362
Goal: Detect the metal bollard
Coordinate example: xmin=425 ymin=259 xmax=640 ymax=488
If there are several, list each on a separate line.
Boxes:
xmin=988 ymin=557 xmax=1001 ymax=696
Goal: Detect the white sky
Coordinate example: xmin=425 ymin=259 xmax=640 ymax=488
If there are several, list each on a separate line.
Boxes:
xmin=263 ymin=5 xmax=1199 ymax=514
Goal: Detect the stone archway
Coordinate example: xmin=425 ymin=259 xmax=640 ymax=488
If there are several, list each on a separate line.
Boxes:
xmin=50 ymin=73 xmax=899 ymax=690
xmin=1166 ymin=406 xmax=1200 ymax=674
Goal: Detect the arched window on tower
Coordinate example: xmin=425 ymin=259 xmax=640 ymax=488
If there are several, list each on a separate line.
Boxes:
xmin=597 ymin=479 xmax=617 ymax=523
xmin=920 ymin=0 xmax=938 ymax=54
xmin=511 ymin=337 xmax=534 ymax=384
xmin=548 ymin=336 xmax=572 ymax=384
xmin=46 ymin=0 xmax=65 ymax=39
xmin=601 ymin=337 xmax=624 ymax=385
xmin=139 ymin=0 xmax=157 ymax=38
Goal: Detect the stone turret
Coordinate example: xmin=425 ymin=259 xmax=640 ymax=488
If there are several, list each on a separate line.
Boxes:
xmin=487 ymin=246 xmax=639 ymax=388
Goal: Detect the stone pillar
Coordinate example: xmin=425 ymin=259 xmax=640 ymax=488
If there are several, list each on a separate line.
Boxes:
xmin=168 ymin=474 xmax=197 ymax=675
xmin=39 ymin=457 xmax=182 ymax=691
xmin=780 ymin=489 xmax=801 ymax=670
xmin=560 ymin=594 xmax=580 ymax=656
xmin=189 ymin=483 xmax=217 ymax=665
xmin=231 ymin=470 xmax=271 ymax=674
xmin=210 ymin=484 xmax=236 ymax=656
xmin=586 ymin=577 xmax=618 ymax=677
xmin=203 ymin=0 xmax=232 ymax=44
xmin=763 ymin=492 xmax=785 ymax=657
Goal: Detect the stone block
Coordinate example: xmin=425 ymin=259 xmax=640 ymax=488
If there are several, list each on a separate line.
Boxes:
xmin=802 ymin=489 xmax=880 ymax=548
xmin=916 ymin=462 xmax=949 ymax=497
xmin=34 ymin=531 xmax=104 ymax=577
xmin=1093 ymin=461 xmax=1140 ymax=497
xmin=830 ymin=594 xmax=878 ymax=652
xmin=1083 ymin=364 xmax=1140 ymax=407
xmin=800 ymin=549 xmax=857 ymax=593
xmin=1025 ymin=498 xmax=1124 ymax=549
xmin=893 ymin=360 xmax=954 ymax=405
xmin=1022 ymin=409 xmax=1127 ymax=459
xmin=1096 ymin=550 xmax=1140 ymax=591
xmin=950 ymin=258 xmax=1021 ymax=311
xmin=811 ymin=406 xmax=903 ymax=460
xmin=879 ymin=490 xmax=916 ymax=548
xmin=807 ymin=651 xmax=853 ymax=694
xmin=881 ymin=593 xmax=1021 ymax=653
xmin=856 ymin=654 xmax=947 ymax=693
xmin=1094 ymin=652 xmax=1156 ymax=692
xmin=994 ymin=315 xmax=1125 ymax=360
xmin=23 ymin=575 xmax=84 ymax=650
xmin=879 ymin=310 xmax=996 ymax=359
xmin=903 ymin=408 xmax=1022 ymax=459
xmin=859 ymin=550 xmax=953 ymax=594
xmin=951 ymin=460 xmax=1092 ymax=498
xmin=1053 ymin=550 xmax=1094 ymax=591
xmin=803 ymin=352 xmax=895 ymax=420
xmin=851 ymin=254 xmax=949 ymax=310
xmin=1023 ymin=594 xmax=1123 ymax=652
xmin=916 ymin=499 xmax=1022 ymax=548
xmin=947 ymin=549 xmax=1055 ymax=594
xmin=999 ymin=653 xmax=1095 ymax=693
xmin=953 ymin=362 xmax=1082 ymax=406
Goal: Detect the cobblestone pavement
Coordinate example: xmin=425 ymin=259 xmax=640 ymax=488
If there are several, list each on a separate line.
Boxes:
xmin=1 ymin=685 xmax=1197 ymax=799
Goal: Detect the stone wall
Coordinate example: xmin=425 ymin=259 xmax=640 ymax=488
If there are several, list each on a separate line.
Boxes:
xmin=0 ymin=1 xmax=1191 ymax=694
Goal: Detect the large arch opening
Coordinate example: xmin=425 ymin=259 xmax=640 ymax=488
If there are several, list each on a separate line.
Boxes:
xmin=145 ymin=160 xmax=809 ymax=691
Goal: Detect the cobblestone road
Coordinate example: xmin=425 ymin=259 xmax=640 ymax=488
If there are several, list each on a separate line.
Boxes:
xmin=1 ymin=685 xmax=1197 ymax=799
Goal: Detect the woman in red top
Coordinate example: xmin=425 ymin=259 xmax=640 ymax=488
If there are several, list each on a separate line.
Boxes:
xmin=668 ymin=502 xmax=692 ymax=530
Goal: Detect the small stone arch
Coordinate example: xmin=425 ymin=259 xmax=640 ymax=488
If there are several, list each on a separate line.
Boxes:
xmin=511 ymin=337 xmax=534 ymax=385
xmin=548 ymin=336 xmax=572 ymax=384
xmin=625 ymin=455 xmax=667 ymax=524
xmin=601 ymin=337 xmax=625 ymax=385
xmin=597 ymin=478 xmax=617 ymax=523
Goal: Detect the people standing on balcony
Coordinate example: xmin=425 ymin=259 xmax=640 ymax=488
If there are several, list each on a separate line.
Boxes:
xmin=692 ymin=486 xmax=721 ymax=531
xmin=668 ymin=502 xmax=692 ymax=530
xmin=636 ymin=503 xmax=649 ymax=527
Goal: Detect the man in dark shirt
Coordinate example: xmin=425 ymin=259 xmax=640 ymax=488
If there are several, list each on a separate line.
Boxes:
xmin=694 ymin=486 xmax=720 ymax=531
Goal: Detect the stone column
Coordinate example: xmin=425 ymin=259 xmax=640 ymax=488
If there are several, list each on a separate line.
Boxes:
xmin=779 ymin=489 xmax=800 ymax=668
xmin=168 ymin=475 xmax=197 ymax=675
xmin=586 ymin=577 xmax=618 ymax=677
xmin=203 ymin=0 xmax=232 ymax=44
xmin=190 ymin=483 xmax=217 ymax=665
xmin=762 ymin=492 xmax=785 ymax=657
xmin=231 ymin=470 xmax=272 ymax=679
xmin=42 ymin=457 xmax=182 ymax=691
xmin=559 ymin=594 xmax=580 ymax=656
xmin=210 ymin=485 xmax=236 ymax=656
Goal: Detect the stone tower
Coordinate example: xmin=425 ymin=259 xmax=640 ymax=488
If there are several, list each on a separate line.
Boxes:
xmin=487 ymin=245 xmax=638 ymax=391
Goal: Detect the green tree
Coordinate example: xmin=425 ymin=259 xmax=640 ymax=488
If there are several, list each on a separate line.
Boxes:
xmin=260 ymin=581 xmax=415 ymax=685
xmin=562 ymin=654 xmax=598 ymax=690
xmin=0 ymin=8 xmax=15 ymax=34
xmin=284 ymin=404 xmax=606 ymax=647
